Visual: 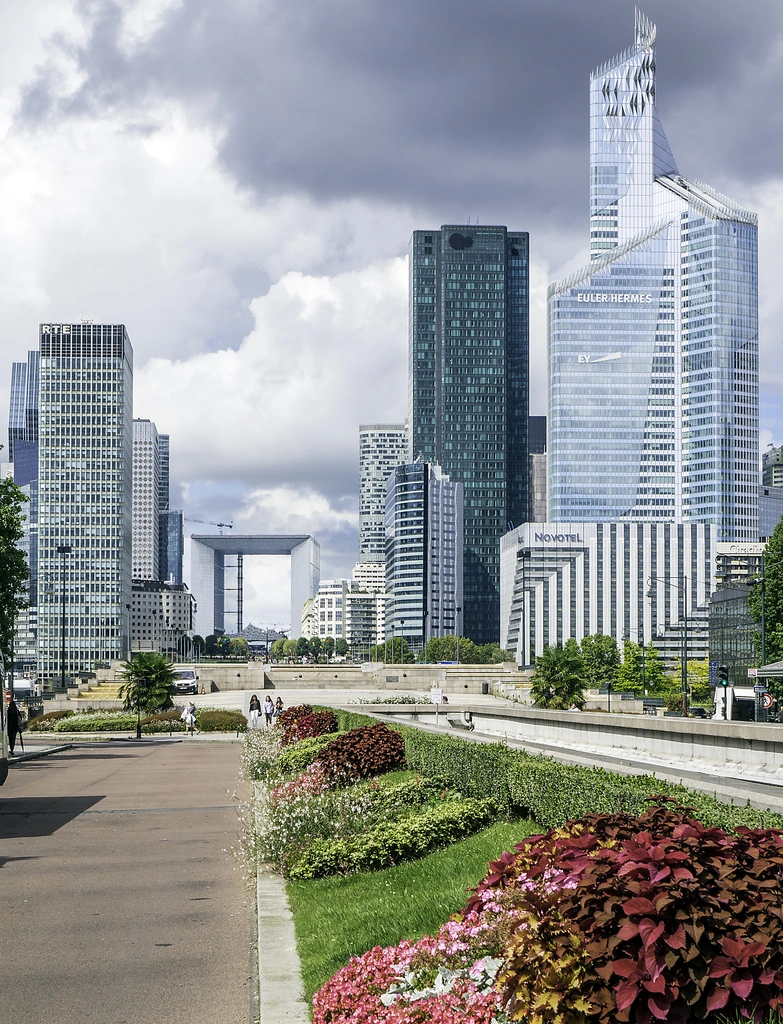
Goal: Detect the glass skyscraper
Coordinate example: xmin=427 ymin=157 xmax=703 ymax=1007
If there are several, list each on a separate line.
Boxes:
xmin=548 ymin=12 xmax=758 ymax=542
xmin=8 ymin=350 xmax=40 ymax=486
xmin=409 ymin=225 xmax=529 ymax=643
xmin=37 ymin=323 xmax=133 ymax=682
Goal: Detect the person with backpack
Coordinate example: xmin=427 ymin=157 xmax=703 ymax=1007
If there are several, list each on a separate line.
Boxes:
xmin=181 ymin=701 xmax=198 ymax=736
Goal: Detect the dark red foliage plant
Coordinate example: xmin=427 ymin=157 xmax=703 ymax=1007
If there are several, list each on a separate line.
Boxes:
xmin=278 ymin=703 xmax=312 ymax=745
xmin=466 ymin=798 xmax=783 ymax=1024
xmin=292 ymin=711 xmax=338 ymax=742
xmin=316 ymin=722 xmax=406 ymax=784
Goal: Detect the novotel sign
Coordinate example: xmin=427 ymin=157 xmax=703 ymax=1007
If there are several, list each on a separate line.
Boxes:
xmin=534 ymin=532 xmax=583 ymax=544
xmin=576 ymin=293 xmax=653 ymax=303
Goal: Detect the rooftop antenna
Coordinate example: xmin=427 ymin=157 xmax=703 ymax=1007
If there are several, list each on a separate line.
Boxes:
xmin=467 ymin=216 xmax=471 ymax=225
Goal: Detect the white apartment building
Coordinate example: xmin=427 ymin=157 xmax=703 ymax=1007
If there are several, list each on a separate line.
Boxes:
xmin=130 ymin=578 xmax=195 ymax=654
xmin=359 ymin=424 xmax=408 ymax=562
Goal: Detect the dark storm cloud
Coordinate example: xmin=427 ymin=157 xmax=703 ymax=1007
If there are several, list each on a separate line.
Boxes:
xmin=18 ymin=0 xmax=783 ymax=236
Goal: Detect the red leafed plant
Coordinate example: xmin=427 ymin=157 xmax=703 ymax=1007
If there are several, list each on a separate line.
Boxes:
xmin=278 ymin=703 xmax=313 ymax=745
xmin=317 ymin=722 xmax=406 ymax=783
xmin=292 ymin=710 xmax=338 ymax=742
xmin=467 ymin=798 xmax=783 ymax=1024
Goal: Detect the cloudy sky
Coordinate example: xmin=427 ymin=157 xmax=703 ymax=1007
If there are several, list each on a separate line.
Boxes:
xmin=2 ymin=0 xmax=782 ymax=628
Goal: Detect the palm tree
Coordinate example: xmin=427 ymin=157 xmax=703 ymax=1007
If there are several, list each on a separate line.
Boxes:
xmin=118 ymin=652 xmax=177 ymax=715
xmin=530 ymin=642 xmax=586 ymax=710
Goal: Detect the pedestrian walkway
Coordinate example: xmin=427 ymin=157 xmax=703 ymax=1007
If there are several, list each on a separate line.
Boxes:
xmin=1 ymin=739 xmax=250 ymax=1024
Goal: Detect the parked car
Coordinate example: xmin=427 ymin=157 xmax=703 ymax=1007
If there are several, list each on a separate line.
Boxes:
xmin=172 ymin=668 xmax=199 ymax=695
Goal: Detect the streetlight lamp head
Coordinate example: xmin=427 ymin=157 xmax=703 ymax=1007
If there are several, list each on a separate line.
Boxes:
xmin=646 ymin=587 xmax=656 ymax=600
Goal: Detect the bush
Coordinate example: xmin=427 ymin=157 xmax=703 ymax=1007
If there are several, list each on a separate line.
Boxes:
xmin=140 ymin=711 xmax=185 ymax=734
xmin=275 ymin=733 xmax=340 ymax=777
xmin=27 ymin=710 xmax=73 ymax=731
xmin=240 ymin=728 xmax=283 ymax=782
xmin=401 ymin=728 xmax=515 ymax=807
xmin=290 ymin=710 xmax=339 ymax=744
xmin=286 ymin=797 xmax=499 ymax=879
xmin=317 ymin=723 xmax=406 ymax=783
xmin=197 ymin=709 xmax=247 ymax=732
xmin=468 ymin=800 xmax=783 ymax=1024
xmin=53 ymin=710 xmax=139 ymax=731
xmin=278 ymin=703 xmax=313 ymax=744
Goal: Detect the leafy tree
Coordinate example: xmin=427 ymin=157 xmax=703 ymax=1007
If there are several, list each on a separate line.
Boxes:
xmin=0 ymin=466 xmax=29 ymax=666
xmin=323 ymin=636 xmax=335 ymax=660
xmin=191 ymin=634 xmax=204 ymax=655
xmin=643 ymin=642 xmax=666 ymax=691
xmin=216 ymin=635 xmax=233 ymax=659
xmin=230 ymin=637 xmax=249 ymax=658
xmin=335 ymin=637 xmax=349 ymax=657
xmin=475 ymin=643 xmax=516 ymax=664
xmin=309 ymin=636 xmax=322 ymax=661
xmin=616 ymin=640 xmax=645 ymax=692
xmin=417 ymin=635 xmax=479 ymax=663
xmin=296 ymin=636 xmax=310 ymax=658
xmin=530 ymin=643 xmax=586 ymax=710
xmin=580 ymin=633 xmax=620 ymax=689
xmin=369 ymin=636 xmax=414 ymax=663
xmin=204 ymin=634 xmax=219 ymax=657
xmin=118 ymin=652 xmax=176 ymax=713
xmin=271 ymin=637 xmax=286 ymax=660
xmin=283 ymin=638 xmax=298 ymax=659
xmin=749 ymin=516 xmax=783 ymax=664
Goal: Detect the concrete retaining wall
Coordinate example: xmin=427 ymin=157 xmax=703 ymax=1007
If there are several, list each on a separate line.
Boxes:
xmin=367 ymin=704 xmax=783 ymax=771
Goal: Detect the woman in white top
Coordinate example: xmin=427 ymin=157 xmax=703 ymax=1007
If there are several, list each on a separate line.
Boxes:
xmin=263 ymin=695 xmax=274 ymax=727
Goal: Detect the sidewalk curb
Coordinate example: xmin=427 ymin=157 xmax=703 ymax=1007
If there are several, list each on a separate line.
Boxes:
xmin=8 ymin=743 xmax=74 ymax=764
xmin=256 ymin=868 xmax=309 ymax=1023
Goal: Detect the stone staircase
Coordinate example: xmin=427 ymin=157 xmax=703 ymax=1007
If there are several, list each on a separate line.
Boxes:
xmin=67 ymin=680 xmax=124 ymax=705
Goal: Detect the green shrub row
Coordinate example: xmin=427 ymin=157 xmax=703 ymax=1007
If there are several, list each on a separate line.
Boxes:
xmin=197 ymin=709 xmax=247 ymax=732
xmin=285 ymin=797 xmax=498 ymax=879
xmin=275 ymin=732 xmax=341 ymax=776
xmin=28 ymin=710 xmax=73 ymax=731
xmin=319 ymin=706 xmax=783 ymax=833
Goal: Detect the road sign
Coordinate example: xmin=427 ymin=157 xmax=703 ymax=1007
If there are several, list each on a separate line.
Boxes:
xmin=754 ymin=685 xmax=767 ymax=694
xmin=747 ymin=668 xmax=758 ymax=677
xmin=762 ymin=693 xmax=774 ymax=710
xmin=430 ymin=688 xmax=443 ymax=705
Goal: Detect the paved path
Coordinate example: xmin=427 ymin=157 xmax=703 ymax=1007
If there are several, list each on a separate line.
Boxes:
xmin=0 ymin=739 xmax=250 ymax=1024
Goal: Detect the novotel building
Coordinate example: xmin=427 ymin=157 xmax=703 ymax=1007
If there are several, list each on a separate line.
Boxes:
xmin=547 ymin=12 xmax=758 ymax=543
xmin=500 ymin=521 xmax=717 ymax=667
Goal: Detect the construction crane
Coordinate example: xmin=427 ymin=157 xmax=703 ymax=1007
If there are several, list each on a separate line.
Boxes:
xmin=184 ymin=517 xmax=234 ymax=535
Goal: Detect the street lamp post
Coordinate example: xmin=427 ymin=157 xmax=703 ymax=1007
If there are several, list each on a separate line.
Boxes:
xmin=57 ymin=544 xmax=72 ymax=693
xmin=456 ymin=607 xmax=462 ymax=665
xmin=136 ymin=674 xmax=143 ymax=739
xmin=647 ymin=575 xmax=689 ymax=716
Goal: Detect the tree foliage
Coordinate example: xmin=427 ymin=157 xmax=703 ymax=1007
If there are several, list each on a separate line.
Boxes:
xmin=0 ymin=466 xmax=29 ymax=666
xmin=335 ymin=638 xmax=349 ymax=657
xmin=749 ymin=515 xmax=783 ymax=664
xmin=417 ymin=636 xmax=515 ymax=664
xmin=369 ymin=636 xmax=414 ymax=663
xmin=580 ymin=633 xmax=620 ymax=688
xmin=530 ymin=642 xmax=586 ymax=709
xmin=616 ymin=640 xmax=645 ymax=692
xmin=118 ymin=652 xmax=176 ymax=713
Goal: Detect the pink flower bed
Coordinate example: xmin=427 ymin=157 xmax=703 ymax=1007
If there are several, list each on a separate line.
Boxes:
xmin=269 ymin=762 xmax=328 ymax=806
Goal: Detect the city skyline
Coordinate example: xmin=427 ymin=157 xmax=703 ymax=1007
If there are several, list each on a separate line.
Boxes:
xmin=0 ymin=2 xmax=781 ymax=627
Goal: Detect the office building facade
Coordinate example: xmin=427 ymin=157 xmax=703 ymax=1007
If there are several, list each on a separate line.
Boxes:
xmin=547 ymin=12 xmax=758 ymax=542
xmin=8 ymin=350 xmax=40 ymax=487
xmin=359 ymin=424 xmax=408 ymax=562
xmin=37 ymin=323 xmax=133 ymax=681
xmin=759 ymin=485 xmax=783 ymax=542
xmin=385 ymin=462 xmax=463 ymax=652
xmin=500 ymin=521 xmax=716 ymax=667
xmin=528 ymin=415 xmax=547 ymax=523
xmin=130 ymin=578 xmax=195 ymax=654
xmin=762 ymin=446 xmax=783 ymax=489
xmin=409 ymin=225 xmax=529 ymax=642
xmin=132 ymin=419 xmax=161 ymax=580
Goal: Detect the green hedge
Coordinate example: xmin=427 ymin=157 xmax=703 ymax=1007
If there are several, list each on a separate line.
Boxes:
xmin=317 ymin=705 xmax=783 ymax=833
xmin=285 ymin=797 xmax=498 ymax=879
xmin=275 ymin=732 xmax=341 ymax=776
xmin=197 ymin=709 xmax=247 ymax=732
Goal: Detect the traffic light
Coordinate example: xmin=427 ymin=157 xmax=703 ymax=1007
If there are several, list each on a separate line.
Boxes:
xmin=718 ymin=665 xmax=729 ymax=688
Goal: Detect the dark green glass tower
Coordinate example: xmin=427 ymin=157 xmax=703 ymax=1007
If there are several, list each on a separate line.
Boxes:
xmin=408 ymin=225 xmax=529 ymax=644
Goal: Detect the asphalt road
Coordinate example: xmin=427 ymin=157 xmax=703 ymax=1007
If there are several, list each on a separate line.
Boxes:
xmin=0 ymin=739 xmax=250 ymax=1024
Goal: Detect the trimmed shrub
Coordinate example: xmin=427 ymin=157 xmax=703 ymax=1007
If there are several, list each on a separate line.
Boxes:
xmin=401 ymin=728 xmax=515 ymax=808
xmin=27 ymin=710 xmax=73 ymax=731
xmin=197 ymin=709 xmax=247 ymax=732
xmin=468 ymin=800 xmax=783 ymax=1024
xmin=140 ymin=711 xmax=184 ymax=734
xmin=53 ymin=710 xmax=138 ymax=731
xmin=317 ymin=723 xmax=406 ymax=783
xmin=286 ymin=797 xmax=498 ymax=879
xmin=275 ymin=733 xmax=340 ymax=777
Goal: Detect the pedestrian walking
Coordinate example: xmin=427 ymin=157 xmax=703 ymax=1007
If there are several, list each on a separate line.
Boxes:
xmin=273 ymin=697 xmax=284 ymax=722
xmin=7 ymin=699 xmax=21 ymax=756
xmin=263 ymin=695 xmax=274 ymax=727
xmin=181 ymin=701 xmax=199 ymax=736
xmin=777 ymin=705 xmax=783 ymax=724
xmin=248 ymin=694 xmax=261 ymax=729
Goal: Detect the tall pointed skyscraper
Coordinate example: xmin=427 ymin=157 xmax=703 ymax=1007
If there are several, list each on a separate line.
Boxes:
xmin=548 ymin=12 xmax=758 ymax=541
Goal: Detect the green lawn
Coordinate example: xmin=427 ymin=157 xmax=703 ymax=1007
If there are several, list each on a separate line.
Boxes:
xmin=286 ymin=817 xmax=541 ymax=1002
